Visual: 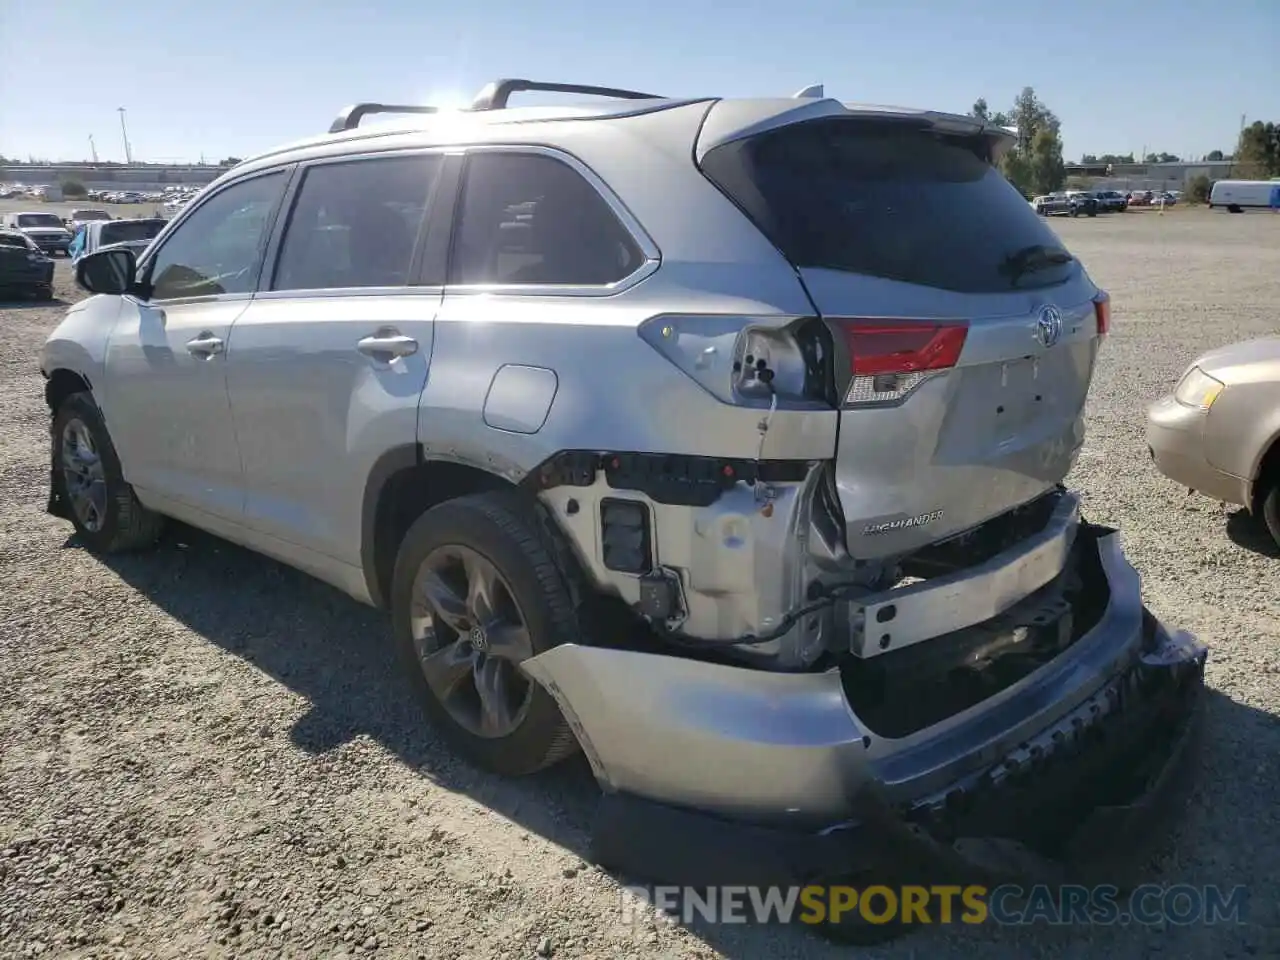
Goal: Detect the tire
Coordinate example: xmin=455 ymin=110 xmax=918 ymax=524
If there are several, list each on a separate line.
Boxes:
xmin=1258 ymin=479 xmax=1280 ymax=551
xmin=51 ymin=391 xmax=164 ymax=552
xmin=390 ymin=491 xmax=584 ymax=777
xmin=33 ymin=284 xmax=53 ymax=302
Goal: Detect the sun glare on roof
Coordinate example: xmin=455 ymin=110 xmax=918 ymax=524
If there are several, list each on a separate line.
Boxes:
xmin=424 ymin=90 xmax=469 ymax=112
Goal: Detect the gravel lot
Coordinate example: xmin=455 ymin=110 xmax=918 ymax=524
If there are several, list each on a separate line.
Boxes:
xmin=1 ymin=206 xmax=1278 ymax=960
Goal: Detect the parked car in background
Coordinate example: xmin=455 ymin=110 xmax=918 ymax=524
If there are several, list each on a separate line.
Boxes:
xmin=1094 ymin=190 xmax=1128 ymax=212
xmin=1209 ymin=179 xmax=1280 ymax=212
xmin=68 ymin=217 xmax=168 ymax=266
xmin=0 ymin=211 xmax=74 ymax=256
xmin=64 ymin=209 xmax=113 ymax=233
xmin=1033 ymin=192 xmax=1096 ymax=217
xmin=1127 ymin=190 xmax=1152 ymax=206
xmin=1065 ymin=191 xmax=1099 ymax=216
xmin=1147 ymin=338 xmax=1280 ymax=549
xmin=0 ymin=228 xmax=55 ymax=300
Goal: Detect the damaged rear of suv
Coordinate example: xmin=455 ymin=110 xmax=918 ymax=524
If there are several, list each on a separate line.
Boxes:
xmin=44 ymin=80 xmax=1205 ymax=924
xmin=504 ymin=90 xmax=1205 ymax=898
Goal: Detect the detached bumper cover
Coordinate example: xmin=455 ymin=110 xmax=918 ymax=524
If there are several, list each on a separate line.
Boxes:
xmin=522 ymin=527 xmax=1207 ymax=887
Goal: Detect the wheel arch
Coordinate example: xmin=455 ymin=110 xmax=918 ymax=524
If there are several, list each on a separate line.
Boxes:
xmin=1250 ymin=429 xmax=1280 ymax=515
xmin=361 ymin=446 xmax=522 ymax=608
xmin=44 ymin=367 xmax=93 ymax=414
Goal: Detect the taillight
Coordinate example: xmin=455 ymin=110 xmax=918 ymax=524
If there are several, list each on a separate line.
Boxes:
xmin=830 ymin=318 xmax=968 ymax=406
xmin=1093 ymin=291 xmax=1111 ymax=337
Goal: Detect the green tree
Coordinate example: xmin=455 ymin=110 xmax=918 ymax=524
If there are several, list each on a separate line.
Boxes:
xmin=1144 ymin=152 xmax=1180 ymax=163
xmin=1186 ymin=175 xmax=1211 ymax=204
xmin=1206 ymin=149 xmax=1225 ymax=161
xmin=1235 ymin=121 xmax=1280 ymax=178
xmin=1029 ymin=128 xmax=1066 ymax=194
xmin=60 ymin=178 xmax=88 ymax=198
xmin=972 ymin=87 xmax=1064 ymax=195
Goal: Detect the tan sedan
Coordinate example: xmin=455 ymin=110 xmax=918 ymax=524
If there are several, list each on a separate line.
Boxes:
xmin=1147 ymin=337 xmax=1280 ymax=546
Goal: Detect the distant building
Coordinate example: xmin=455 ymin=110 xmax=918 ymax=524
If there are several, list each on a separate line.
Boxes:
xmin=1065 ymin=159 xmax=1238 ymax=192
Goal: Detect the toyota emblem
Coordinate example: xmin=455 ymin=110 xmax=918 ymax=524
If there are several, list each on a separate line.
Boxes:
xmin=1036 ymin=304 xmax=1063 ymax=348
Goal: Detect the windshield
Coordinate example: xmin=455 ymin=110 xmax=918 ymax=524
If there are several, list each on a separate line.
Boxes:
xmin=700 ymin=118 xmax=1076 ymax=293
xmin=0 ymin=233 xmax=31 ymax=250
xmin=16 ymin=214 xmax=63 ymax=228
xmin=72 ymin=210 xmax=111 ymax=221
xmin=100 ymin=219 xmax=166 ymax=245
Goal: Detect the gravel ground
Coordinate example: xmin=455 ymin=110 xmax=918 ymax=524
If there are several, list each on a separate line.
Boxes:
xmin=1 ymin=208 xmax=1278 ymax=960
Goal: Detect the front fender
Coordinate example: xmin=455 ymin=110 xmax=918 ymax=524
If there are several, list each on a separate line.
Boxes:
xmin=1204 ymin=379 xmax=1280 ymax=482
xmin=40 ymin=295 xmax=126 ymax=410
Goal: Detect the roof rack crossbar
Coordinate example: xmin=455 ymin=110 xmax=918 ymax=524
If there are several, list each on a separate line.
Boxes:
xmin=469 ymin=79 xmax=663 ymax=111
xmin=329 ymin=103 xmax=440 ymax=134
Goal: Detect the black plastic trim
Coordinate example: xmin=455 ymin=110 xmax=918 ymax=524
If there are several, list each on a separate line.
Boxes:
xmin=522 ymin=450 xmax=810 ymax=507
xmin=470 ymin=79 xmax=663 ymax=111
xmin=360 ymin=443 xmax=422 ymax=608
xmin=329 ymin=103 xmax=439 ymax=133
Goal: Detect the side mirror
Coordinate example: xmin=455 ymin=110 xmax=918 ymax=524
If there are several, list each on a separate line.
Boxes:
xmin=76 ymin=248 xmax=137 ymax=296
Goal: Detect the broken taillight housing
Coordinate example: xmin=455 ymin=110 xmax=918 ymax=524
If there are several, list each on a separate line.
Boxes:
xmin=637 ymin=314 xmax=835 ymax=405
xmin=1093 ymin=291 xmax=1111 ymax=336
xmin=829 ymin=318 xmax=969 ymax=406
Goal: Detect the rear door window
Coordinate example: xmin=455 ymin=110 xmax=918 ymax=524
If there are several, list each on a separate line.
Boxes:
xmin=272 ymin=155 xmax=441 ymax=291
xmin=448 ymin=152 xmax=645 ymax=287
xmin=699 ymin=118 xmax=1076 ymax=294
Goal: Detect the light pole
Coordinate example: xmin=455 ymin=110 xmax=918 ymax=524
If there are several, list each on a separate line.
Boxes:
xmin=117 ymin=107 xmax=133 ymax=164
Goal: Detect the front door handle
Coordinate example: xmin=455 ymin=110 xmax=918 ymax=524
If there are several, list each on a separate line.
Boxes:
xmin=357 ymin=333 xmax=419 ymax=361
xmin=186 ymin=332 xmax=224 ymax=358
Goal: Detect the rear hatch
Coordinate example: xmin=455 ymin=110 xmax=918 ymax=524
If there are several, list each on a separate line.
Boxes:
xmin=699 ymin=110 xmax=1107 ymax=559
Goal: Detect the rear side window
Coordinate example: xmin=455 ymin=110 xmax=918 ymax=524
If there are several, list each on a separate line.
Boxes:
xmin=700 ymin=119 xmax=1076 ymax=294
xmin=101 ymin=219 xmax=166 ymax=245
xmin=448 ymin=152 xmax=644 ymax=287
xmin=272 ymin=155 xmax=441 ymax=291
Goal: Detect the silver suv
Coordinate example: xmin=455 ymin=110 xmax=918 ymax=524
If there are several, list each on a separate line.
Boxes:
xmin=43 ymin=78 xmax=1206 ymax=916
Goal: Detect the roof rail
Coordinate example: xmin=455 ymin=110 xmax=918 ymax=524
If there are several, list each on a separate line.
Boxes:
xmin=469 ymin=79 xmax=663 ymax=111
xmin=328 ymin=103 xmax=439 ymax=134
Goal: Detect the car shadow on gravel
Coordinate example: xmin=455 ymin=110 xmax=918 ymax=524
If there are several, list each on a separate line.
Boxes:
xmin=81 ymin=521 xmax=603 ymax=852
xmin=1224 ymin=508 xmax=1280 ymax=559
xmin=77 ymin=523 xmax=1280 ymax=957
xmin=0 ymin=296 xmax=68 ymax=309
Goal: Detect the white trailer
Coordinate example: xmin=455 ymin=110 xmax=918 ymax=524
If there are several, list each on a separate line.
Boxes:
xmin=1209 ymin=179 xmax=1280 ymax=212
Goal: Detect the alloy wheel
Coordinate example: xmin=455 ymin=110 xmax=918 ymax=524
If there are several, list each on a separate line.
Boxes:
xmin=60 ymin=418 xmax=107 ymax=533
xmin=408 ymin=544 xmax=536 ymax=739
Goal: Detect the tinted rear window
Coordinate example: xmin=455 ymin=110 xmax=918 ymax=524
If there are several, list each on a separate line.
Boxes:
xmin=699 ymin=118 xmax=1075 ymax=293
xmin=101 ymin=219 xmax=166 ymax=245
xmin=16 ymin=214 xmax=63 ymax=228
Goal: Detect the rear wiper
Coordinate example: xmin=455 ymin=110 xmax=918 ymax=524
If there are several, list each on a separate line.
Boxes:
xmin=999 ymin=244 xmax=1075 ymax=286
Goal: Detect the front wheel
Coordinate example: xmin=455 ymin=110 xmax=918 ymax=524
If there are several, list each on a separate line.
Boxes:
xmin=1256 ymin=479 xmax=1280 ymax=551
xmin=51 ymin=391 xmax=164 ymax=552
xmin=390 ymin=492 xmax=584 ymax=776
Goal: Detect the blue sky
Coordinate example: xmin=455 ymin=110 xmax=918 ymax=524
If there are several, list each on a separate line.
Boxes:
xmin=1 ymin=0 xmax=1276 ymax=164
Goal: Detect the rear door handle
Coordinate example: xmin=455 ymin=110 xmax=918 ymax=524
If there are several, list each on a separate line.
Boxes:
xmin=357 ymin=333 xmax=419 ymax=361
xmin=186 ymin=332 xmax=224 ymax=358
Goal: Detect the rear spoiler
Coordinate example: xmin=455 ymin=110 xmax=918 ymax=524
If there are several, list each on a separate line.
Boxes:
xmin=694 ymin=98 xmax=1017 ymax=164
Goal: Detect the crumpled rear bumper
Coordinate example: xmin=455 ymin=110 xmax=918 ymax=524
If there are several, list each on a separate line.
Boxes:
xmin=521 ymin=525 xmax=1207 ymax=887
